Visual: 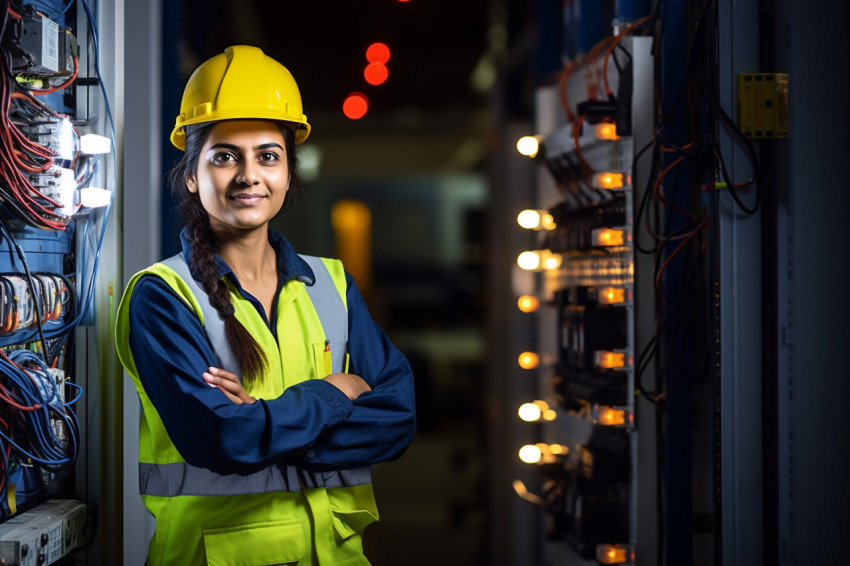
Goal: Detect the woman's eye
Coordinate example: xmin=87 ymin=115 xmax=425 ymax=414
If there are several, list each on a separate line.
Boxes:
xmin=258 ymin=152 xmax=279 ymax=163
xmin=212 ymin=152 xmax=236 ymax=164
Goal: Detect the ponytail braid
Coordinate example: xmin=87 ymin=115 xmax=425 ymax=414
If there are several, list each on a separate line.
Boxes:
xmin=165 ymin=121 xmax=305 ymax=387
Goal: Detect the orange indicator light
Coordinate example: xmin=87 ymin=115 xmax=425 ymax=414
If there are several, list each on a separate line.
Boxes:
xmin=593 ymin=172 xmax=625 ymax=189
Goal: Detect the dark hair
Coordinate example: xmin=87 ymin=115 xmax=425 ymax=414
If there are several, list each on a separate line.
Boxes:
xmin=165 ymin=120 xmax=304 ymax=386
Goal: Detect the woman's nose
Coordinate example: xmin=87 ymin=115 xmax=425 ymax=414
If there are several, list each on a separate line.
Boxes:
xmin=236 ymin=161 xmax=260 ymax=185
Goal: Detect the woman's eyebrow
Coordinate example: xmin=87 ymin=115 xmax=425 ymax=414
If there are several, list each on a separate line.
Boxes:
xmin=207 ymin=142 xmax=284 ymax=151
xmin=208 ymin=143 xmax=240 ymax=152
xmin=255 ymin=143 xmax=284 ymax=150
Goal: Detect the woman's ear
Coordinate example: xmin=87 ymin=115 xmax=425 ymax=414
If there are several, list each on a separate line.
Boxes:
xmin=186 ymin=175 xmax=198 ymax=194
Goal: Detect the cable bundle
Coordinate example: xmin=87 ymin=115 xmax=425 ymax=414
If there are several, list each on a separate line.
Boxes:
xmin=0 ymin=346 xmax=80 ymax=515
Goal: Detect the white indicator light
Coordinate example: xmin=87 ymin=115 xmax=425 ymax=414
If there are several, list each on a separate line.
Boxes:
xmin=517 ymin=251 xmax=541 ymax=271
xmin=518 ymin=403 xmax=542 ymax=422
xmin=518 ymin=444 xmax=542 ymax=464
xmin=79 ymin=187 xmax=111 ymax=208
xmin=80 ymin=134 xmax=112 ymax=155
xmin=517 ymin=209 xmax=541 ymax=229
xmin=516 ymin=135 xmax=540 ymax=157
xmin=517 ymin=209 xmax=556 ymax=230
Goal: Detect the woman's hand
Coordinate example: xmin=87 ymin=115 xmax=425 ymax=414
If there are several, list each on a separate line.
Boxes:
xmin=323 ymin=373 xmax=372 ymax=401
xmin=203 ymin=367 xmax=256 ymax=405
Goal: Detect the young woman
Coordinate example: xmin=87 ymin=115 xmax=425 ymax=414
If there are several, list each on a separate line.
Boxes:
xmin=115 ymin=45 xmax=416 ymax=565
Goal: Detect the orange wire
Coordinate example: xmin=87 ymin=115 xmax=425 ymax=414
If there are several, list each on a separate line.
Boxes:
xmin=603 ymin=15 xmax=653 ymax=98
xmin=573 ymin=115 xmax=594 ymax=174
xmin=6 ymin=7 xmax=22 ymax=19
xmin=31 ymin=57 xmax=78 ymax=95
xmin=653 ymin=155 xmax=695 ymax=220
xmin=655 ymin=216 xmax=709 ymax=300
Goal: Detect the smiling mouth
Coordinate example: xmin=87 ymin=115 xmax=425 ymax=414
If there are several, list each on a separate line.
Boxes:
xmin=230 ymin=194 xmax=267 ymax=205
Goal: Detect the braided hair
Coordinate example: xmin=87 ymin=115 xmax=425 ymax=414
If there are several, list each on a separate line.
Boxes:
xmin=165 ymin=121 xmax=304 ymax=387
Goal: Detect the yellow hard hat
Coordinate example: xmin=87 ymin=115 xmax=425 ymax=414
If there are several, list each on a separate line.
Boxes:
xmin=170 ymin=45 xmax=311 ymax=150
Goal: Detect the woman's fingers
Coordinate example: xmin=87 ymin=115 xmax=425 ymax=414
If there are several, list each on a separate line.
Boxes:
xmin=203 ymin=367 xmax=256 ymax=404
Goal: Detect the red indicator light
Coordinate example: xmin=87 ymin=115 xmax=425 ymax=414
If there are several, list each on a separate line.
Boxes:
xmin=343 ymin=93 xmax=369 ymax=120
xmin=366 ymin=42 xmax=391 ymax=64
xmin=364 ymin=63 xmax=389 ymax=85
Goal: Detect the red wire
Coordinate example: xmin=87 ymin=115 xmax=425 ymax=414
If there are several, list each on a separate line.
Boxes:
xmin=30 ymin=57 xmax=79 ymax=95
xmin=6 ymin=7 xmax=22 ymax=19
xmin=655 ymin=215 xmax=709 ymax=301
xmin=653 ymin=155 xmax=695 ymax=220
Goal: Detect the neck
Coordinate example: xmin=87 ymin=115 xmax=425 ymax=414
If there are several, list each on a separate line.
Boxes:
xmin=214 ymin=226 xmax=276 ymax=283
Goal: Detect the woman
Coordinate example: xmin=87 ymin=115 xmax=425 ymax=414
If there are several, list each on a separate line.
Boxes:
xmin=115 ymin=45 xmax=416 ymax=565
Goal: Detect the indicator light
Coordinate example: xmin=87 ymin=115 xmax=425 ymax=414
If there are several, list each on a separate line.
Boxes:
xmin=541 ymin=252 xmax=562 ymax=270
xmin=592 ymin=228 xmax=626 ymax=247
xmin=595 ymin=350 xmax=627 ymax=369
xmin=517 ymin=209 xmax=555 ymax=230
xmin=592 ymin=172 xmax=625 ymax=189
xmin=518 ymin=402 xmax=542 ymax=422
xmin=517 ymin=295 xmax=540 ymax=313
xmin=365 ymin=42 xmax=390 ymax=64
xmin=364 ymin=62 xmax=389 ymax=85
xmin=598 ymin=287 xmax=627 ymax=305
xmin=596 ymin=544 xmax=634 ymax=564
xmin=518 ymin=444 xmax=542 ymax=464
xmin=549 ymin=444 xmax=568 ymax=455
xmin=517 ymin=251 xmax=541 ymax=271
xmin=518 ymin=250 xmax=562 ymax=271
xmin=79 ymin=187 xmax=111 ymax=208
xmin=594 ymin=405 xmax=631 ymax=427
xmin=516 ymin=135 xmax=540 ymax=157
xmin=542 ymin=409 xmax=557 ymax=421
xmin=343 ymin=93 xmax=368 ymax=120
xmin=518 ymin=400 xmax=551 ymax=421
xmin=79 ymin=134 xmax=112 ymax=155
xmin=517 ymin=209 xmax=540 ymax=229
xmin=594 ymin=122 xmax=620 ymax=141
xmin=518 ymin=352 xmax=539 ymax=369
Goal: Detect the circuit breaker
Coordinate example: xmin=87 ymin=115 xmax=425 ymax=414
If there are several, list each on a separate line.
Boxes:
xmin=0 ymin=0 xmax=112 ymax=554
xmin=513 ymin=34 xmax=655 ymax=565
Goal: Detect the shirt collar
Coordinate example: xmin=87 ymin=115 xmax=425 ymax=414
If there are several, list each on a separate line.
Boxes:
xmin=178 ymin=227 xmax=316 ymax=285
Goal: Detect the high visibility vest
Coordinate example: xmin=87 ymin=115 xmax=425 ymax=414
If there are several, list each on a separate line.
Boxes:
xmin=115 ymin=253 xmax=377 ymax=566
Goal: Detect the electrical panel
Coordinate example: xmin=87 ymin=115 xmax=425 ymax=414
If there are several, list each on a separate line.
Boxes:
xmin=0 ymin=0 xmax=112 ymax=550
xmin=513 ymin=33 xmax=654 ymax=566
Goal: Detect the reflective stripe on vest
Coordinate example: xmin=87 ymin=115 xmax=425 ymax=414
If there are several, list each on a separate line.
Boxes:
xmin=140 ymin=253 xmax=371 ymax=497
xmin=139 ymin=461 xmax=372 ymax=497
xmin=160 ymin=253 xmax=349 ymax=376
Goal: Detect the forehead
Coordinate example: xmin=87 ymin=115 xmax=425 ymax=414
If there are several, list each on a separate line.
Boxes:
xmin=204 ymin=120 xmax=287 ymax=148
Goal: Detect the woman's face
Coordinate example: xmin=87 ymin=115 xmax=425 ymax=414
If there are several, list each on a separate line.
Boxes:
xmin=187 ymin=120 xmax=289 ymax=236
